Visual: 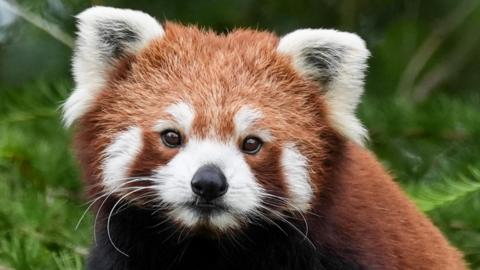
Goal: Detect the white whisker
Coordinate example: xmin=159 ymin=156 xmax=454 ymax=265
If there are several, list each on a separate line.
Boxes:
xmin=106 ymin=186 xmax=151 ymax=257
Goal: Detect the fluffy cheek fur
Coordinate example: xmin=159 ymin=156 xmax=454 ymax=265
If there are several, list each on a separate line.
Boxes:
xmin=102 ymin=126 xmax=144 ymax=193
xmin=100 ymin=126 xmax=314 ymax=232
xmin=281 ymin=144 xmax=313 ymax=212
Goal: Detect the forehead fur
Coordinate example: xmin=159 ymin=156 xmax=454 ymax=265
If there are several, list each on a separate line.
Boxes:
xmin=86 ymin=23 xmax=329 ymax=143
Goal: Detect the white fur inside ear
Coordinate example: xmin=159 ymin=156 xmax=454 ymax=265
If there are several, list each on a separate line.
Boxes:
xmin=63 ymin=6 xmax=164 ymax=127
xmin=277 ymin=29 xmax=370 ymax=145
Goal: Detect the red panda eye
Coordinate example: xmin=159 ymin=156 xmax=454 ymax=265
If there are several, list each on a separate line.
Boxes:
xmin=161 ymin=130 xmax=182 ymax=148
xmin=241 ymin=136 xmax=263 ymax=154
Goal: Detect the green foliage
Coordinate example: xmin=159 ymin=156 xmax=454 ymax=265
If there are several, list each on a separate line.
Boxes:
xmin=407 ymin=168 xmax=480 ymax=213
xmin=0 ymin=82 xmax=90 ymax=269
xmin=360 ymin=93 xmax=480 ymax=269
xmin=0 ymin=0 xmax=479 ymax=269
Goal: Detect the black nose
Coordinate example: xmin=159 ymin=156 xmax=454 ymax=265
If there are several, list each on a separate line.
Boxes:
xmin=191 ymin=165 xmax=228 ymax=201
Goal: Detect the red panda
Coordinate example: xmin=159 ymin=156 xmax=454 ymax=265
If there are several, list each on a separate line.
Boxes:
xmin=64 ymin=6 xmax=467 ymax=270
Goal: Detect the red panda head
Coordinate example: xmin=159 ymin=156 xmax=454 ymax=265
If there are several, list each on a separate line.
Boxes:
xmin=64 ymin=7 xmax=369 ymax=232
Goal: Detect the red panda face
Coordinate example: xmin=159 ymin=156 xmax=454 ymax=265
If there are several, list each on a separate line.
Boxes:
xmin=65 ymin=7 xmax=369 ymax=232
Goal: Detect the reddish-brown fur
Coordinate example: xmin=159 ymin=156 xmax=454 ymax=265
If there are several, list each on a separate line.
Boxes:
xmin=73 ymin=23 xmax=467 ymax=269
xmin=311 ymin=142 xmax=466 ymax=269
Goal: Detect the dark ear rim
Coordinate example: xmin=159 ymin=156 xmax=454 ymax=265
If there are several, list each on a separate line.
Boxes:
xmin=300 ymin=44 xmax=345 ymax=85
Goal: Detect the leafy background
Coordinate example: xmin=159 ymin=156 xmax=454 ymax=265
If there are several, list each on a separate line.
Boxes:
xmin=0 ymin=0 xmax=479 ymax=269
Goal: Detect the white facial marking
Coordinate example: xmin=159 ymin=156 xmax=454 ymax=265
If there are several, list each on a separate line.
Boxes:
xmin=154 ymin=102 xmax=195 ymax=134
xmin=63 ymin=7 xmax=164 ymax=127
xmin=278 ymin=29 xmax=370 ymax=145
xmin=170 ymin=208 xmax=199 ymax=227
xmin=102 ymin=127 xmax=143 ymax=192
xmin=281 ymin=144 xmax=313 ymax=211
xmin=210 ymin=214 xmax=240 ymax=231
xmin=153 ymin=138 xmax=263 ymax=230
xmin=234 ymin=106 xmax=272 ymax=142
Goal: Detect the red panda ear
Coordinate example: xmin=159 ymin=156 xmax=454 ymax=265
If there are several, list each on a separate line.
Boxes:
xmin=62 ymin=6 xmax=164 ymax=127
xmin=277 ymin=29 xmax=370 ymax=145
